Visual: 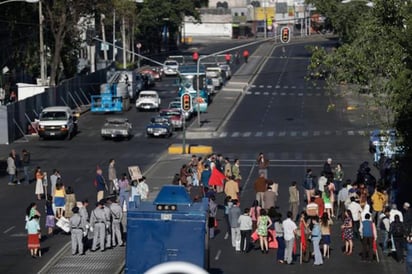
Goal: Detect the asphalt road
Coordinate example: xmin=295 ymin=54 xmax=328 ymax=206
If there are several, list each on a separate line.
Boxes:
xmin=0 ymin=37 xmax=405 ymax=274
xmin=0 ymin=38 xmax=261 ymax=274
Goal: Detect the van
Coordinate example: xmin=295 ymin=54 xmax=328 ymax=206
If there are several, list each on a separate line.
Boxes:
xmin=38 ymin=106 xmax=78 ymax=140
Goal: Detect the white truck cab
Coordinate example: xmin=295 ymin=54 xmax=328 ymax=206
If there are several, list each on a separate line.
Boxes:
xmin=38 ymin=106 xmax=78 ymax=140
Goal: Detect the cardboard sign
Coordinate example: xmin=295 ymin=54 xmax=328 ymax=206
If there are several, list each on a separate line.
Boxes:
xmin=128 ymin=166 xmax=143 ymax=181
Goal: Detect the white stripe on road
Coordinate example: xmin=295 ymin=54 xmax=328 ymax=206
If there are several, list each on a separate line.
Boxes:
xmin=3 ymin=226 xmax=15 ymax=234
xmin=240 ymin=161 xmax=256 ymax=199
xmin=10 ymin=233 xmax=26 ymax=237
xmin=214 ymin=249 xmax=222 ymax=260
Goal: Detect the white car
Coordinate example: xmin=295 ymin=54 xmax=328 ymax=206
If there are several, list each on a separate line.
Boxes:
xmin=163 ymin=60 xmax=179 ymax=76
xmin=135 ymin=90 xmax=161 ymax=111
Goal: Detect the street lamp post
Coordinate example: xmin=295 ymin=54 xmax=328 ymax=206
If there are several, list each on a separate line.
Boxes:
xmin=0 ymin=0 xmax=45 ymax=85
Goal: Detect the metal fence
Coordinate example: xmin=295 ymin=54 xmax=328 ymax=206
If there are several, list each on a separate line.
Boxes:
xmin=1 ymin=68 xmax=109 ymax=144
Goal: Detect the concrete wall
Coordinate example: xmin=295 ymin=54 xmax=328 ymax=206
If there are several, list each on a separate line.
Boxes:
xmin=184 ymin=14 xmax=233 ymax=37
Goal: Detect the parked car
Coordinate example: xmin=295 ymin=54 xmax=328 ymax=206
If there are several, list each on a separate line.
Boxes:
xmin=138 ymin=66 xmax=163 ymax=81
xmin=135 ymin=90 xmax=161 ymax=111
xmin=163 ymin=60 xmax=179 ymax=76
xmin=159 ymin=108 xmax=183 ymax=130
xmin=101 ymin=117 xmax=133 ymax=140
xmin=146 ymin=116 xmax=173 ymax=137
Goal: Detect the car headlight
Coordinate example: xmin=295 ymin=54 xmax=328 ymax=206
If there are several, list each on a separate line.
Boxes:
xmin=61 ymin=125 xmax=67 ymax=129
xmin=372 ymin=141 xmax=379 ymax=145
xmin=147 ymin=128 xmax=153 ymax=133
xmin=39 ymin=125 xmax=45 ymax=129
xmin=101 ymin=129 xmax=109 ymax=134
xmin=120 ymin=130 xmax=128 ymax=135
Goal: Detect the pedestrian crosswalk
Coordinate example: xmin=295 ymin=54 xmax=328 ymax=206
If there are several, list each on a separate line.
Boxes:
xmin=249 ymin=84 xmax=324 ymax=90
xmin=213 ymin=129 xmax=369 ymax=138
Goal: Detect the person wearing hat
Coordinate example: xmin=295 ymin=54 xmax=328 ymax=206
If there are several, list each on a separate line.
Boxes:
xmin=90 ymin=200 xmax=107 ymax=252
xmin=136 ymin=176 xmax=149 ymax=201
xmin=70 ymin=206 xmax=85 ymax=255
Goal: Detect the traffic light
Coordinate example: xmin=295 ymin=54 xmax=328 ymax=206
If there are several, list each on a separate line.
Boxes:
xmin=280 ymin=27 xmax=290 ymax=43
xmin=192 ymin=51 xmax=199 ymax=62
xmin=181 ymin=93 xmax=192 ymax=112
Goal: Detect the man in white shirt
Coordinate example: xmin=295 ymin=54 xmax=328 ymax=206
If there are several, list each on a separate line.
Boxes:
xmin=318 ymin=172 xmax=327 ymax=194
xmin=389 ymin=204 xmax=404 ymax=223
xmin=282 ymin=211 xmax=297 ymax=264
xmin=347 ymin=197 xmax=362 ymax=239
xmin=238 ymin=208 xmax=253 ymax=253
xmin=136 ymin=177 xmax=149 ymax=200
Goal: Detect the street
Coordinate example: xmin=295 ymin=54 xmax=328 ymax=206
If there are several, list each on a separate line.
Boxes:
xmin=0 ymin=37 xmax=406 ymax=274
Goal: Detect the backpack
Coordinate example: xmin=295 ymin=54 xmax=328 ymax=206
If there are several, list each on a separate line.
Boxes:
xmin=391 ymin=222 xmax=405 ymax=238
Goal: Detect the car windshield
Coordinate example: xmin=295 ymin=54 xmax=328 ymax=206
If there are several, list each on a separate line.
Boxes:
xmin=107 ymin=119 xmax=127 ymax=125
xmin=140 ymin=94 xmax=157 ymax=98
xmin=165 ymin=61 xmax=177 ymax=66
xmin=152 ymin=117 xmax=168 ymax=124
xmin=169 ymin=102 xmax=180 ymax=108
xmin=40 ymin=111 xmax=68 ymax=121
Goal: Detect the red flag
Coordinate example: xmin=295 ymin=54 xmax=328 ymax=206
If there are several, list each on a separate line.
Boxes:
xmin=300 ymin=220 xmax=307 ymax=252
xmin=208 ymin=168 xmax=225 ymax=187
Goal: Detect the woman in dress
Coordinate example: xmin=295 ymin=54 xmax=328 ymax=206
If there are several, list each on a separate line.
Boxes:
xmin=34 ymin=167 xmax=44 ymax=200
xmin=249 ymin=200 xmax=261 ymax=231
xmin=320 ymin=212 xmax=333 ymax=258
xmin=257 ymin=208 xmax=272 ymax=254
xmin=26 ymin=215 xmax=41 ymax=258
xmin=53 ymin=181 xmax=66 ymax=219
xmin=341 ymin=210 xmax=354 ymax=255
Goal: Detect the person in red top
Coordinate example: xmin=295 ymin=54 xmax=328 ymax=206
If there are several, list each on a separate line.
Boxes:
xmin=314 ymin=190 xmax=325 ymax=218
xmin=243 ymin=49 xmax=249 ymax=63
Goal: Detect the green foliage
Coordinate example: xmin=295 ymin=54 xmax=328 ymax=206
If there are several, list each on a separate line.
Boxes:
xmin=307 ymin=0 xmax=412 ymax=149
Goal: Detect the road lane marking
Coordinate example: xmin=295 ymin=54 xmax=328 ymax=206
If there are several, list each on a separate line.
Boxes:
xmin=240 ymin=162 xmax=256 ymax=199
xmin=10 ymin=233 xmax=26 ymax=237
xmin=3 ymin=226 xmax=15 ymax=234
xmin=214 ymin=249 xmax=222 ymax=260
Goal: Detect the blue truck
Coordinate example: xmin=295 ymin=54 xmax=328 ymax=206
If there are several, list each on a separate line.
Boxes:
xmin=126 ymin=185 xmax=209 ymax=273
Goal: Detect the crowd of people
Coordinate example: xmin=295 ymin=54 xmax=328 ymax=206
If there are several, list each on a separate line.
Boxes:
xmin=8 ymin=150 xmax=150 ymax=258
xmin=174 ymin=153 xmax=412 ymax=271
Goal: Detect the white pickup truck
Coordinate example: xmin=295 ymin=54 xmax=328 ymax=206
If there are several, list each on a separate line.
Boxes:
xmin=135 ymin=90 xmax=161 ymax=111
xmin=38 ymin=106 xmax=78 ymax=140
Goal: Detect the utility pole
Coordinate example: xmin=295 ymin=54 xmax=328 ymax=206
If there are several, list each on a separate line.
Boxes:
xmin=101 ymin=14 xmax=108 ymax=62
xmin=112 ymin=9 xmax=116 ymax=61
xmin=39 ymin=0 xmax=46 ymax=85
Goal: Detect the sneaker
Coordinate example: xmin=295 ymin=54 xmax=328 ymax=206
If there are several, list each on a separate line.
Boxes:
xmin=17 ymin=181 xmax=21 ymax=185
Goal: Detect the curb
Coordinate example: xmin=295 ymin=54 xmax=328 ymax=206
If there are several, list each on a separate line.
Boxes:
xmin=37 ymin=241 xmax=71 ymax=274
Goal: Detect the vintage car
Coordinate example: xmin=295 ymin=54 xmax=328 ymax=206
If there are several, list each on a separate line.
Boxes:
xmin=163 ymin=60 xmax=179 ymax=76
xmin=219 ymin=64 xmax=232 ymax=80
xmin=146 ymin=116 xmax=173 ymax=137
xmin=101 ymin=117 xmax=132 ymax=140
xmin=206 ymin=66 xmax=224 ymax=91
xmin=138 ymin=66 xmax=163 ymax=81
xmin=135 ymin=90 xmax=161 ymax=111
xmin=159 ymin=108 xmax=183 ymax=130
xmin=168 ymin=99 xmax=193 ymax=120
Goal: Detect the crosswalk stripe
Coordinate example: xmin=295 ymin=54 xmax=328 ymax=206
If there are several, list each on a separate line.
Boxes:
xmin=267 ymin=85 xmax=272 ymax=88
xmin=243 ymin=132 xmax=251 ymax=137
xmin=263 ymin=92 xmax=269 ymax=95
xmin=279 ymin=131 xmax=286 ymax=136
xmin=255 ymin=92 xmax=261 ymax=95
xmin=212 ymin=130 xmax=368 ymax=138
xmin=302 ymin=131 xmax=308 ymax=136
xmin=348 ymin=131 xmax=354 ymax=136
xmin=272 ymin=92 xmax=278 ymax=96
xmin=219 ymin=132 xmax=227 ymax=138
xmin=291 ymin=131 xmax=297 ymax=136
xmin=298 ymin=93 xmax=304 ymax=96
xmin=313 ymin=131 xmax=320 ymax=136
xmin=275 ymin=85 xmax=281 ymax=89
xmin=267 ymin=131 xmax=274 ymax=137
xmin=280 ymin=92 xmax=286 ymax=96
xmin=259 ymin=85 xmax=264 ymax=88
xmin=256 ymin=131 xmax=263 ymax=137
xmin=231 ymin=132 xmax=240 ymax=137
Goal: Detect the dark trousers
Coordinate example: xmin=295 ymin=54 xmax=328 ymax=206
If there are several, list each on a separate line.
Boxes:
xmin=240 ymin=230 xmax=251 ymax=252
xmin=361 ymin=236 xmax=373 ymax=261
xmin=276 ymin=236 xmax=285 ymax=261
xmin=394 ymin=237 xmax=405 ymax=262
xmin=353 ymin=220 xmax=360 ymax=239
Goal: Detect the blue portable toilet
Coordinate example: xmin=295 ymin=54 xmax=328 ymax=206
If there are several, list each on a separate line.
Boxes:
xmin=125 ymin=185 xmax=209 ymax=273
